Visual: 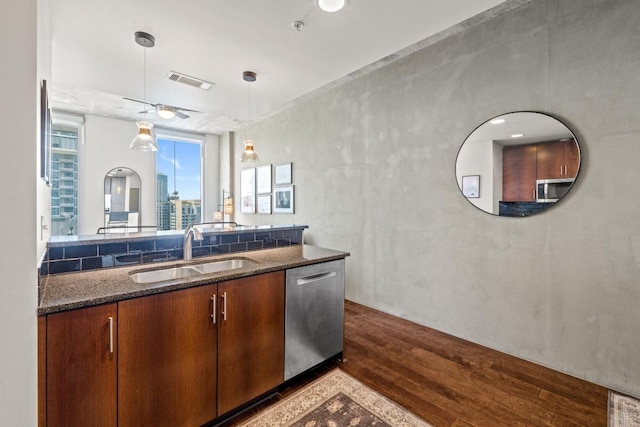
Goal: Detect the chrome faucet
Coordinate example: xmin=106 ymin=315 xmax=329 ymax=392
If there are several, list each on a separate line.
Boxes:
xmin=183 ymin=224 xmax=203 ymax=261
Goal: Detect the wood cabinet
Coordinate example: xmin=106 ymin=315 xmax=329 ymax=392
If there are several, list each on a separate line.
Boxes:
xmin=503 ymin=144 xmax=537 ymax=201
xmin=41 ymin=271 xmax=286 ymax=426
xmin=45 ymin=304 xmax=117 ymax=427
xmin=537 ymin=140 xmax=580 ymax=179
xmin=217 ymin=271 xmax=285 ymax=415
xmin=118 ymin=284 xmax=218 ymax=427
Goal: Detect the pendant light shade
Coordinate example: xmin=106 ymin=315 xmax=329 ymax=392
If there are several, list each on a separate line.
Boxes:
xmin=131 ymin=31 xmax=157 ymax=151
xmin=130 ymin=121 xmax=158 ymax=151
xmin=240 ymin=140 xmax=259 ymax=163
xmin=240 ymin=71 xmax=260 ymax=163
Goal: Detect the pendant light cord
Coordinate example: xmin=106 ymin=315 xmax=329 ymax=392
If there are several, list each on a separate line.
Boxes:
xmin=143 ymin=47 xmax=147 ymax=120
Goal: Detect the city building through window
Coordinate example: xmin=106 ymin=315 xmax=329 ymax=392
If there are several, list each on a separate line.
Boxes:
xmin=156 ymin=137 xmax=202 ymax=230
xmin=50 ymin=123 xmax=80 ymax=236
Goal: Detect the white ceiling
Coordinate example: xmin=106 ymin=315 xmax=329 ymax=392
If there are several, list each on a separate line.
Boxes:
xmin=49 ymin=0 xmax=508 ymax=135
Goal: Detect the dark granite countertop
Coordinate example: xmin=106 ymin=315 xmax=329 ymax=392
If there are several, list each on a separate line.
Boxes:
xmin=38 ymin=245 xmax=349 ymax=315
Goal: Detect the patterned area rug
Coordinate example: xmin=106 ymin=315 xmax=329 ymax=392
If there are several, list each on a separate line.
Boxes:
xmin=238 ymin=369 xmax=431 ymax=426
xmin=610 ymin=391 xmax=640 ymax=427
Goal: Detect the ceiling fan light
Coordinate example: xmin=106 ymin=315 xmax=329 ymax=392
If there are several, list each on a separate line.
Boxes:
xmin=157 ymin=104 xmax=176 ymax=119
xmin=130 ymin=121 xmax=158 ymax=151
xmin=240 ymin=140 xmax=259 ymax=163
xmin=317 ymin=0 xmax=347 ymax=12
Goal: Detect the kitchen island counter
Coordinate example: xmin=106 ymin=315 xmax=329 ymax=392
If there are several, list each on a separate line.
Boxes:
xmin=39 ymin=245 xmax=349 ymax=315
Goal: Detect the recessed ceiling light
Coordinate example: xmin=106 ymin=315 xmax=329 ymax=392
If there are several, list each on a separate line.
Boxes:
xmin=490 ymin=118 xmax=506 ymax=124
xmin=317 ymin=0 xmax=347 ymax=12
xmin=511 ymin=133 xmax=524 ymax=138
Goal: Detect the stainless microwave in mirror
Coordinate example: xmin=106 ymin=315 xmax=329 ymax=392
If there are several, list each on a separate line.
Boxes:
xmin=536 ymin=178 xmax=574 ymax=203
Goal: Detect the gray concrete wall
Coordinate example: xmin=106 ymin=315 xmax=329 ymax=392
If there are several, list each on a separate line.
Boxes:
xmin=235 ymin=0 xmax=640 ymax=397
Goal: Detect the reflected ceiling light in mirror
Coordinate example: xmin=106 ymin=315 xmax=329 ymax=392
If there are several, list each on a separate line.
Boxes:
xmin=130 ymin=31 xmax=158 ymax=152
xmin=240 ymin=71 xmax=260 ymax=163
xmin=490 ymin=118 xmax=506 ymax=124
xmin=156 ymin=104 xmax=176 ymax=119
xmin=130 ymin=121 xmax=157 ymax=151
xmin=317 ymin=0 xmax=347 ymax=12
xmin=240 ymin=140 xmax=259 ymax=163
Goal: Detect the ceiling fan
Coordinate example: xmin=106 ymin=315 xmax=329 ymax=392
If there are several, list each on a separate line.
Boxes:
xmin=123 ymin=97 xmax=200 ymax=119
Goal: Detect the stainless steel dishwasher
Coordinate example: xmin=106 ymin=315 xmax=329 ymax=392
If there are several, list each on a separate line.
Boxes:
xmin=285 ymin=259 xmax=345 ymax=381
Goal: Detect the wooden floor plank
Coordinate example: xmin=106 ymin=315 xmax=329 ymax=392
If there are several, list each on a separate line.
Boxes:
xmin=340 ymin=301 xmax=608 ymax=427
xmin=222 ymin=300 xmax=608 ymax=427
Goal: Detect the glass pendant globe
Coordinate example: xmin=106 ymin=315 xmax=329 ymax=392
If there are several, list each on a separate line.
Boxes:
xmin=130 ymin=121 xmax=158 ymax=151
xmin=240 ymin=140 xmax=259 ymax=163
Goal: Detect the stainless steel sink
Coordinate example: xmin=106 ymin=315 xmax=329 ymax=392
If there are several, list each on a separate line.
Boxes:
xmin=130 ymin=258 xmax=258 ymax=284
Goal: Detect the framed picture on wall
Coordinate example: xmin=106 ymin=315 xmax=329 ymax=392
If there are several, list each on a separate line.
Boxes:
xmin=462 ymin=175 xmax=480 ymax=198
xmin=273 ymin=185 xmax=294 ymax=214
xmin=256 ymin=164 xmax=272 ymax=194
xmin=257 ymin=194 xmax=272 ymax=214
xmin=240 ymin=168 xmax=256 ymax=213
xmin=274 ymin=163 xmax=292 ymax=185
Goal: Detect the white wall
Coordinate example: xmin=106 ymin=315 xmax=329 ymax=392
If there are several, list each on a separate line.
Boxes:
xmin=80 ymin=115 xmax=157 ymax=234
xmin=234 ymin=0 xmax=640 ymax=397
xmin=456 ymin=138 xmax=495 ymax=214
xmin=79 ymin=115 xmax=220 ymax=233
xmin=202 ymin=134 xmax=220 ymax=222
xmin=0 ymin=0 xmax=41 ymax=424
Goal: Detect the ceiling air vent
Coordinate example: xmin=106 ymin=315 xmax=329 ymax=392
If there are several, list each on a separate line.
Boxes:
xmin=167 ymin=71 xmax=214 ymax=90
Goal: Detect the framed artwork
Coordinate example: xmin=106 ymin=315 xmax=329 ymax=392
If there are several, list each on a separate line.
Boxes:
xmin=274 ymin=163 xmax=292 ymax=185
xmin=273 ymin=185 xmax=294 ymax=214
xmin=240 ymin=168 xmax=256 ymax=213
xmin=257 ymin=194 xmax=272 ymax=214
xmin=256 ymin=164 xmax=272 ymax=194
xmin=40 ymin=79 xmax=52 ymax=186
xmin=462 ymin=175 xmax=480 ymax=198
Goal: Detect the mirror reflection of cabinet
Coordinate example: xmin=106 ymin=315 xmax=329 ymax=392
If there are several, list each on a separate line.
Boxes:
xmin=502 ymin=139 xmax=580 ymax=202
xmin=503 ymin=144 xmax=537 ymax=202
xmin=104 ymin=168 xmax=141 ymax=231
xmin=536 ymin=140 xmax=580 ymax=179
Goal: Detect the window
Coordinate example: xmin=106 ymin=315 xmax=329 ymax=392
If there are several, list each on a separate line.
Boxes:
xmin=156 ymin=137 xmax=202 ymax=230
xmin=50 ymin=122 xmax=80 ymax=236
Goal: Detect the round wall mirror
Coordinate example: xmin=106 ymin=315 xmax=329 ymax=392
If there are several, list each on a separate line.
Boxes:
xmin=455 ymin=112 xmax=581 ymax=217
xmin=104 ymin=167 xmax=141 ymax=230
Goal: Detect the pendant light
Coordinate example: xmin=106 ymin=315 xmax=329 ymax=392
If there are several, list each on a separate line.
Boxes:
xmin=130 ymin=31 xmax=158 ymax=152
xmin=240 ymin=71 xmax=259 ymax=163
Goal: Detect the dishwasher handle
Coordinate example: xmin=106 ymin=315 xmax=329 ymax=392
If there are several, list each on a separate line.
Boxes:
xmin=296 ymin=271 xmax=337 ymax=286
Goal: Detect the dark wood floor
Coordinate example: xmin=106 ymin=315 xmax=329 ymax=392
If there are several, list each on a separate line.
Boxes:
xmin=223 ymin=300 xmax=609 ymax=427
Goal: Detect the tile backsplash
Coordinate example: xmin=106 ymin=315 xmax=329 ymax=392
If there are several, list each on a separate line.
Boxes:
xmin=42 ymin=228 xmax=304 ymax=275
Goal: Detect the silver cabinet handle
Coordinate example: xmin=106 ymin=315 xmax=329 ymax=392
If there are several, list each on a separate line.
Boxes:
xmin=108 ymin=317 xmax=114 ymax=354
xmin=211 ymin=294 xmax=216 ymax=324
xmin=297 ymin=271 xmax=337 ymax=286
xmin=221 ymin=292 xmax=227 ymax=321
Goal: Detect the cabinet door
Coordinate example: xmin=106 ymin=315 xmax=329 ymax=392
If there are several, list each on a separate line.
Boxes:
xmin=118 ymin=284 xmax=218 ymax=427
xmin=563 ymin=140 xmax=580 ymax=177
xmin=217 ymin=271 xmax=285 ymax=415
xmin=536 ymin=141 xmax=565 ymax=179
xmin=503 ymin=144 xmax=537 ymax=201
xmin=46 ymin=304 xmax=117 ymax=427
